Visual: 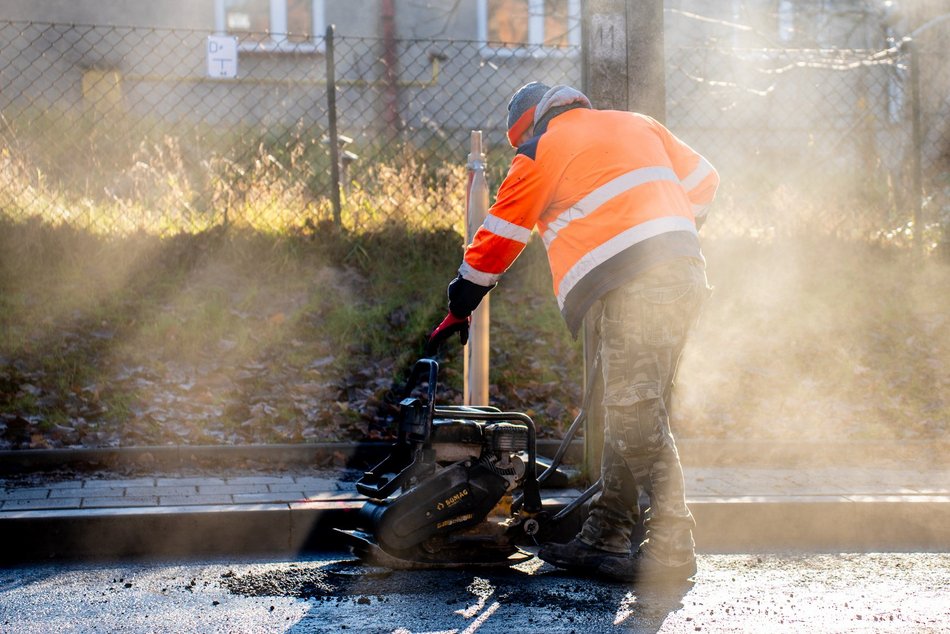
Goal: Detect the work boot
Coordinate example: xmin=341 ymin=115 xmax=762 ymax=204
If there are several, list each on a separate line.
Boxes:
xmin=538 ymin=538 xmax=632 ymax=580
xmin=598 ymin=549 xmax=697 ymax=583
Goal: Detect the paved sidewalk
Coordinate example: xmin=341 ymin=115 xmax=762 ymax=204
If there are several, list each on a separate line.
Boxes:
xmin=2 ymin=466 xmax=948 ymax=511
xmin=0 ymin=472 xmax=354 ymax=511
xmin=1 ymin=464 xmax=948 ymax=561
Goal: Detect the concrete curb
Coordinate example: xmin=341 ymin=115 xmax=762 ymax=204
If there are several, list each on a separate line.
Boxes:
xmin=1 ymin=441 xmax=946 ymax=563
xmin=3 ymin=493 xmax=947 ymax=563
xmin=693 ymin=495 xmax=950 ymax=552
xmin=679 ymin=439 xmax=948 ymax=468
xmin=1 ymin=439 xmax=945 ymax=474
xmin=0 ymin=441 xmax=583 ymax=475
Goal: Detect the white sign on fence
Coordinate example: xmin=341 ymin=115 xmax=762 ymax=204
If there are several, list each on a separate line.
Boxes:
xmin=206 ymin=35 xmax=238 ymax=79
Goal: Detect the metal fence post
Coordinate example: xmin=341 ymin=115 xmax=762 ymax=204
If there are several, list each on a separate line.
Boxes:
xmin=325 ymin=24 xmax=342 ymax=227
xmin=464 ymin=131 xmax=490 ymax=406
xmin=907 ymin=38 xmax=924 ymax=255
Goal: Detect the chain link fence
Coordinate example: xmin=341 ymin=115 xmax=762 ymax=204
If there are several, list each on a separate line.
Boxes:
xmin=910 ymin=22 xmax=950 ymax=248
xmin=0 ymin=18 xmax=947 ymax=244
xmin=0 ymin=21 xmax=580 ymax=235
xmin=668 ymin=34 xmax=948 ymax=246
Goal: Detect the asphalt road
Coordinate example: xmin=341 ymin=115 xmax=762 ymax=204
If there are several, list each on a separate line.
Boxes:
xmin=0 ymin=551 xmax=947 ymax=633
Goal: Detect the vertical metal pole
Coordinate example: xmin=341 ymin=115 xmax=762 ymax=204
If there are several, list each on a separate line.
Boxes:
xmin=464 ymin=131 xmax=490 ymax=406
xmin=580 ymin=302 xmax=604 ymax=484
xmin=908 ymin=39 xmax=924 ymax=255
xmin=325 ymin=24 xmax=342 ymax=227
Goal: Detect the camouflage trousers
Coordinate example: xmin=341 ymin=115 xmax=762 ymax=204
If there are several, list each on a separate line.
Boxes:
xmin=578 ymin=258 xmax=710 ymax=566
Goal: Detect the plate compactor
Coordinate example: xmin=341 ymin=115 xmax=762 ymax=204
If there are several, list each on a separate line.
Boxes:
xmin=337 ymin=358 xmax=597 ymax=570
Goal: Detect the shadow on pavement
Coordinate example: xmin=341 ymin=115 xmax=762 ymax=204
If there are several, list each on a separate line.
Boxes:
xmin=224 ymin=556 xmax=693 ymax=633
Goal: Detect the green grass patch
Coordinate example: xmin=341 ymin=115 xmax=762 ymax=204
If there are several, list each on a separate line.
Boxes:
xmin=2 ymin=217 xmax=948 ymax=449
xmin=1 ymin=112 xmax=948 ymax=450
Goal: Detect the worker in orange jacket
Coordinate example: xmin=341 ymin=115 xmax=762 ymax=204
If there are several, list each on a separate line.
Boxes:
xmin=427 ymin=82 xmax=718 ymax=582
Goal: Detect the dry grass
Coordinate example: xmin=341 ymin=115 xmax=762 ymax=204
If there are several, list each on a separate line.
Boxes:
xmin=0 ymin=125 xmax=946 ymax=449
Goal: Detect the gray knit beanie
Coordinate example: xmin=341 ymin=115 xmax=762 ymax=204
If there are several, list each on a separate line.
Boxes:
xmin=506 ymin=81 xmax=549 ymax=147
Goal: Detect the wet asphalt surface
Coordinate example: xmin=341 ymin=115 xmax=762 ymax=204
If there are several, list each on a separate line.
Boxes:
xmin=0 ymin=551 xmax=947 ymax=633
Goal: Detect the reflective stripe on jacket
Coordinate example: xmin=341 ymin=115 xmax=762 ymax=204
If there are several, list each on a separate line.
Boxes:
xmin=459 ymin=108 xmax=719 ymax=335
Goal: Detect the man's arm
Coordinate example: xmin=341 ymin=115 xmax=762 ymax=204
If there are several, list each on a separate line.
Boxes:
xmin=427 ymin=146 xmax=551 ymax=353
xmin=457 ymin=145 xmax=550 ymax=292
xmin=651 ymin=118 xmax=719 ymax=227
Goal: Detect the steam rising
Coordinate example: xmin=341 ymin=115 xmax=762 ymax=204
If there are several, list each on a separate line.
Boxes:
xmin=676 ymin=236 xmax=948 ymax=447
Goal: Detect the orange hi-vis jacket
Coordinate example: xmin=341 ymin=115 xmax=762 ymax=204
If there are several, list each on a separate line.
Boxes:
xmin=457 ymin=108 xmax=719 ymax=335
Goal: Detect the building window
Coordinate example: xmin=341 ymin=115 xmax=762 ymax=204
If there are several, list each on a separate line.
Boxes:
xmin=478 ymin=0 xmax=581 ymax=53
xmin=214 ymin=0 xmax=326 ymax=51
